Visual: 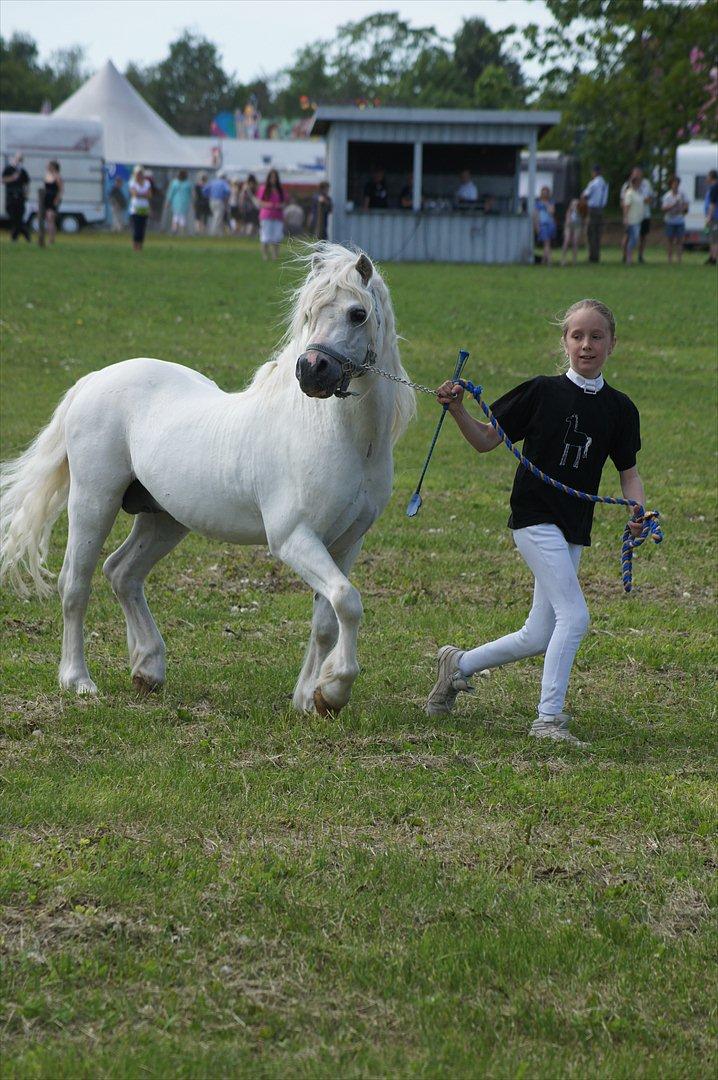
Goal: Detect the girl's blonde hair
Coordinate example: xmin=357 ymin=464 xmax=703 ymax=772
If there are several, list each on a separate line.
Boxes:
xmin=556 ymin=298 xmax=616 ymax=370
xmin=131 ymin=164 xmax=145 ymax=179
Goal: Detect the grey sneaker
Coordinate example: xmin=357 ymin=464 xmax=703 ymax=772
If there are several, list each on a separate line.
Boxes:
xmin=530 ymin=712 xmax=589 ymax=747
xmin=425 ymin=645 xmax=474 ymax=716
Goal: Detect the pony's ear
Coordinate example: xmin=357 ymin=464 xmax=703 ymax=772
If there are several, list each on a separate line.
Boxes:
xmin=355 ymin=253 xmax=373 ymax=285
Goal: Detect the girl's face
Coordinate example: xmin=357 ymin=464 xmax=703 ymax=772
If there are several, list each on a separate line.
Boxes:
xmin=564 ymin=308 xmax=614 ymax=379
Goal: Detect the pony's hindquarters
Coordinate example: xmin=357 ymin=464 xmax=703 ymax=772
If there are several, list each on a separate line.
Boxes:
xmin=0 ymin=375 xmax=94 ymax=597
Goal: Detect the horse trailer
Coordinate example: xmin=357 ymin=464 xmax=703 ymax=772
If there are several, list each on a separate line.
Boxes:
xmin=0 ymin=112 xmax=105 ymax=232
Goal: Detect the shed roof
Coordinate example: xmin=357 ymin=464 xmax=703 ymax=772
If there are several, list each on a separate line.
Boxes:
xmin=310 ymin=106 xmax=560 ymax=138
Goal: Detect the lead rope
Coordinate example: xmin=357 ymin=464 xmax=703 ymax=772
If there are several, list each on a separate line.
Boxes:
xmin=365 ymin=364 xmax=663 ymax=593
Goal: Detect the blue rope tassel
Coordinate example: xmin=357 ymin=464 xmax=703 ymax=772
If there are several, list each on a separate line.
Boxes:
xmin=459 ymin=380 xmax=663 ymax=593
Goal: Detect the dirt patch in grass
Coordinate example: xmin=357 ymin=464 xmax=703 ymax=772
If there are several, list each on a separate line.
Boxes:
xmin=2 ymin=895 xmax=162 ymax=956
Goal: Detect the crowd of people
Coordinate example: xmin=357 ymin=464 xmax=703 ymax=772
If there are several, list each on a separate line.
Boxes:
xmin=3 ymin=154 xmax=717 ymax=265
xmin=531 ymin=163 xmax=718 ymax=267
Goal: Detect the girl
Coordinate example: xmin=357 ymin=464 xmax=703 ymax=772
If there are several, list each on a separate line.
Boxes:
xmin=560 ymin=196 xmax=585 ymax=266
xmin=128 ymin=165 xmax=151 ymax=252
xmin=426 ymin=300 xmax=646 ymax=745
xmin=661 ymin=175 xmax=688 ymax=263
xmin=622 ymin=172 xmax=645 ymax=266
xmin=43 ymin=160 xmax=63 ymax=244
xmin=166 ymin=169 xmax=193 ymax=235
xmin=533 ymin=185 xmax=556 ymax=265
xmin=257 ymin=169 xmax=285 ymax=260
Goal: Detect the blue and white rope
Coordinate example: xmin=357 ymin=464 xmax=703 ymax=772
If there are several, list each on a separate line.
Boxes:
xmin=458 ymin=379 xmax=663 ymax=593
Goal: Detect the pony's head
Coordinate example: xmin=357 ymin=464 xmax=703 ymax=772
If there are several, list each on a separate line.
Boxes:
xmin=294 ymin=246 xmax=381 ymax=399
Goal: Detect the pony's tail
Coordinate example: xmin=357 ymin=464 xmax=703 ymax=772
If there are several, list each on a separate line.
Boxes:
xmin=0 ymin=376 xmax=91 ymax=598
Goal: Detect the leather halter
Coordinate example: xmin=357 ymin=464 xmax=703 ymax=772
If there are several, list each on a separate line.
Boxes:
xmin=304 ymin=342 xmax=378 ymax=398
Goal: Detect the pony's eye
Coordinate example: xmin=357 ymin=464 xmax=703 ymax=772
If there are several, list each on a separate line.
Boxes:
xmin=349 ymin=307 xmax=367 ymax=325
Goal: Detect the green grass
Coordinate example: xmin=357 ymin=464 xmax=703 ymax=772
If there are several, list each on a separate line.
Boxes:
xmin=1 ymin=233 xmax=716 ymax=1078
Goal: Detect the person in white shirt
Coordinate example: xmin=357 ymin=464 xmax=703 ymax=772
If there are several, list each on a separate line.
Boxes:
xmin=622 ymin=171 xmax=646 ymax=266
xmin=581 ymin=165 xmax=609 ymax=262
xmin=456 ymin=169 xmax=478 ymax=205
xmin=620 ymin=167 xmax=653 ymax=262
xmin=661 ymin=174 xmax=688 ymax=263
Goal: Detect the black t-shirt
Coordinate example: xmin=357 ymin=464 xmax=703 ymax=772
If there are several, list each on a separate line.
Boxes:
xmin=490 ymin=374 xmax=641 ymax=546
xmin=3 ymin=165 xmax=29 ymax=200
xmin=363 ymin=179 xmax=388 ymax=208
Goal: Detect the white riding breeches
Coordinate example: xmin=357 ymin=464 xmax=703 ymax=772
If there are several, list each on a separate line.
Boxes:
xmin=459 ymin=523 xmax=589 ymax=716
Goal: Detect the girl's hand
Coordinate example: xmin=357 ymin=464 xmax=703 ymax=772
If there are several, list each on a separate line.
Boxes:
xmin=627 ymin=515 xmax=645 ymax=538
xmin=436 ymin=380 xmax=464 ymax=411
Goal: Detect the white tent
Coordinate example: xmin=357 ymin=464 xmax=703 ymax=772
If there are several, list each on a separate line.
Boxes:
xmin=54 ymin=60 xmax=203 ymax=168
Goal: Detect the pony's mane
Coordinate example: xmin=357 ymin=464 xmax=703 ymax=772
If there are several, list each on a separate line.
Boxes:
xmin=244 ymin=242 xmax=415 ymax=443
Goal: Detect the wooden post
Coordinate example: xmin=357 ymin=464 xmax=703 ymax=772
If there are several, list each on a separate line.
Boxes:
xmin=37 ymin=186 xmax=46 ymax=248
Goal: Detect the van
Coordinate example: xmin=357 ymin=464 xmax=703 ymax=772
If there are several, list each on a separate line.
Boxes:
xmin=1 ymin=112 xmax=105 ymax=231
xmin=675 ymin=140 xmax=718 ymax=248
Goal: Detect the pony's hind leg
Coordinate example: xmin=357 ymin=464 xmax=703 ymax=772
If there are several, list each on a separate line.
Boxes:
xmin=103 ymin=511 xmax=188 ymax=692
xmin=58 ymin=487 xmax=123 ymax=695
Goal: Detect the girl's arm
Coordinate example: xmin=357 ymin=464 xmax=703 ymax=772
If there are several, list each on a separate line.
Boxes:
xmin=437 ymin=381 xmax=501 ymax=454
xmin=619 ymin=466 xmax=647 ymax=537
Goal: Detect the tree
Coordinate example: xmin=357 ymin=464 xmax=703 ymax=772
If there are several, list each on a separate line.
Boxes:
xmin=0 ymin=34 xmax=88 ymax=112
xmin=525 ymin=0 xmax=718 ymax=203
xmin=126 ymin=31 xmax=237 ymax=135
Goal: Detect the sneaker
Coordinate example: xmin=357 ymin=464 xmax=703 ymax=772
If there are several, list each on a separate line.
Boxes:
xmin=529 ymin=712 xmax=589 ymax=747
xmin=425 ymin=645 xmax=474 ymax=716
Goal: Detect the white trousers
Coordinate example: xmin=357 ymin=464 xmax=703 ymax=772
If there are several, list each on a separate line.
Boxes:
xmin=459 ymin=524 xmax=589 ymax=716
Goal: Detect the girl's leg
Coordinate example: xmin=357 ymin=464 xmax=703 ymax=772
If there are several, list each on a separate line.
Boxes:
xmin=512 ymin=525 xmax=588 ymax=717
xmin=261 ymin=242 xmax=269 ymax=260
xmin=47 ymin=209 xmax=56 ymax=243
xmin=572 ymin=232 xmax=579 ymax=265
xmin=460 ymin=574 xmax=556 ymax=676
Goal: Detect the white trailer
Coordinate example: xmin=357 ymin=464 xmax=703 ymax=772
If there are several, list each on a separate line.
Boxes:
xmin=1 ymin=112 xmax=105 ymax=231
xmin=675 ymin=140 xmax=718 ymax=247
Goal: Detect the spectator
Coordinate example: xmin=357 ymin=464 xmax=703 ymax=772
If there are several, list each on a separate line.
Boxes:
xmin=128 ymin=164 xmax=151 ymax=252
xmin=257 ymin=168 xmax=285 ymax=260
xmin=239 ymin=174 xmax=259 ymax=237
xmin=455 ymin=169 xmax=478 ymax=205
xmin=705 ymin=168 xmax=718 ymax=266
xmin=228 ymin=180 xmax=241 ymax=233
xmin=560 ymin=197 xmax=585 ymax=266
xmin=399 ymin=173 xmax=414 ymax=209
xmin=620 ymin=167 xmax=653 ymax=262
xmin=193 ymin=173 xmax=210 ymax=234
xmin=43 ymin=160 xmax=63 ymax=245
xmin=362 ymin=166 xmax=388 ymax=209
xmin=661 ymin=175 xmax=688 ymax=264
xmin=166 ymin=169 xmax=193 ymax=235
xmin=622 ymin=170 xmax=645 ymax=266
xmin=108 ymin=176 xmax=127 ymax=232
xmin=2 ymin=152 xmax=31 ymax=242
xmin=283 ymin=194 xmax=305 ymax=237
xmin=482 ymin=193 xmax=498 ymax=214
xmin=533 ymin=185 xmax=556 ymax=266
xmin=203 ymin=173 xmax=231 ymax=236
xmin=308 ymin=181 xmax=333 ymax=239
xmin=581 ymin=164 xmax=608 ymax=263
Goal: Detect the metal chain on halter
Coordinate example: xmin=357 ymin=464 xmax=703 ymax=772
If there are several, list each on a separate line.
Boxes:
xmin=368 ymin=364 xmax=437 ymax=396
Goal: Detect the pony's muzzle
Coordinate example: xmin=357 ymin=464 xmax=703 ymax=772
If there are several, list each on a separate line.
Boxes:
xmin=295 ymin=350 xmax=344 ymax=398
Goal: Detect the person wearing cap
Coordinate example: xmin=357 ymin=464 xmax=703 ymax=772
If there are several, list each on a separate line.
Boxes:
xmin=581 ymin=165 xmax=609 ymax=263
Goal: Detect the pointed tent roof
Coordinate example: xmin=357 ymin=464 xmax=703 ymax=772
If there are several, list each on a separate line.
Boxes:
xmin=54 ymin=60 xmax=204 ymax=168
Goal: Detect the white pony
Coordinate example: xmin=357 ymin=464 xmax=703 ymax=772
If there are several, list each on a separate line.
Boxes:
xmin=0 ymin=244 xmax=415 ymax=713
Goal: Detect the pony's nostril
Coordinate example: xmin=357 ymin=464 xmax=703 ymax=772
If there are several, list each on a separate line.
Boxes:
xmin=315 ymin=357 xmax=328 ymax=374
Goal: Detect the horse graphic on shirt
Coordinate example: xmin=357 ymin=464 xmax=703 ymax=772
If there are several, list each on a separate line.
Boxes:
xmin=560 ymin=414 xmax=592 ymax=468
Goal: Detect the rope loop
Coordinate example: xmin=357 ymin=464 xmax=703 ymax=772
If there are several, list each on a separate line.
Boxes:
xmin=458 ymin=379 xmax=663 ymax=593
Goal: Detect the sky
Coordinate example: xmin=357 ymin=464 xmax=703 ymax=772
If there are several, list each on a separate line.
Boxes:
xmin=0 ymin=0 xmax=555 ymax=82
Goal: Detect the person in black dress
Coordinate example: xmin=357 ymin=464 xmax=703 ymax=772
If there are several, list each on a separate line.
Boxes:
xmin=2 ymin=153 xmax=31 ymax=242
xmin=362 ymin=166 xmax=388 ymax=209
xmin=43 ymin=160 xmax=63 ymax=244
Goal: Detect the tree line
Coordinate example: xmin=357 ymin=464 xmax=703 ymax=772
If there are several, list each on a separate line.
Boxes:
xmin=1 ymin=3 xmax=715 ymax=206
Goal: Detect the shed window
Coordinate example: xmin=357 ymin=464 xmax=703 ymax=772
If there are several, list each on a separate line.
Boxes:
xmin=347 ymin=140 xmax=413 ymax=209
xmin=422 ymin=143 xmax=519 ymax=213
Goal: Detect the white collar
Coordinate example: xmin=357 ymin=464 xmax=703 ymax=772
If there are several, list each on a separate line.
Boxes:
xmin=566 ymin=367 xmax=604 ymax=394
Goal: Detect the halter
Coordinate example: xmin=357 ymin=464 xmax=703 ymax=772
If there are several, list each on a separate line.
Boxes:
xmin=304 ymin=342 xmax=378 ymax=398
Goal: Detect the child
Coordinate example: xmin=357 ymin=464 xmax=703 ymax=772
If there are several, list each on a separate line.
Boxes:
xmin=533 ymin=186 xmax=556 ymax=265
xmin=560 ymin=197 xmax=585 ymax=266
xmin=425 ymin=299 xmax=646 ymax=745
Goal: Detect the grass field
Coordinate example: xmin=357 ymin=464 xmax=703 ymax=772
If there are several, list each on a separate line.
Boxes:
xmin=1 ymin=234 xmax=716 ymax=1078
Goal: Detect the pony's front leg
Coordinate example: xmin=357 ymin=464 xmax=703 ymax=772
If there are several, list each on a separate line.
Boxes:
xmin=271 ymin=525 xmax=362 ymax=714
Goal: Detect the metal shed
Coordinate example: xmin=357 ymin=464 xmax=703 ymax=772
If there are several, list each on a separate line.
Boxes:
xmin=310 ymin=106 xmax=561 ymax=263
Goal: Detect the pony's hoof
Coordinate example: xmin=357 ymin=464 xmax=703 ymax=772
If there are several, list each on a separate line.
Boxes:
xmin=313 ymin=688 xmax=342 ymax=717
xmin=133 ymin=675 xmax=162 ymax=696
